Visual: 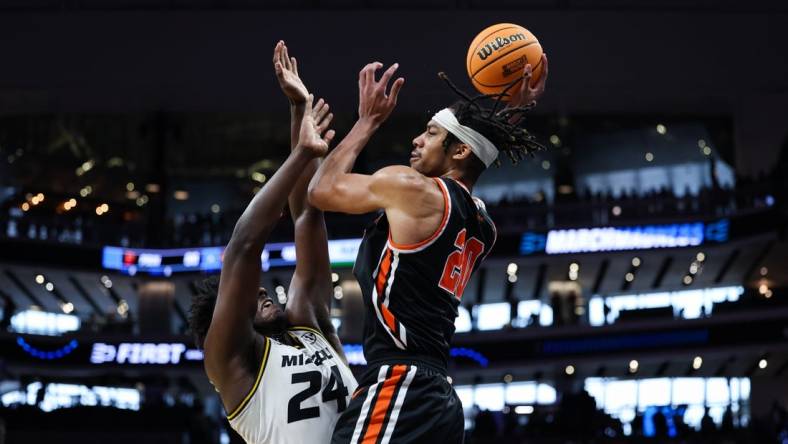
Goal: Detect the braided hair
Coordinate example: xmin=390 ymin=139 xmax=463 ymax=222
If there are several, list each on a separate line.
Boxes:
xmin=437 ymin=72 xmax=544 ymax=167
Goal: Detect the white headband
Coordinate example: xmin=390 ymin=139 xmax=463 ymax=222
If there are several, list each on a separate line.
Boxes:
xmin=432 ymin=108 xmax=499 ymax=167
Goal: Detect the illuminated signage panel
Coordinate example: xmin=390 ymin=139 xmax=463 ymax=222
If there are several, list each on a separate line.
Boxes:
xmin=521 ymin=220 xmax=729 ymax=255
xmin=102 ymin=238 xmax=363 ymax=275
xmin=546 ymin=223 xmax=704 ymax=254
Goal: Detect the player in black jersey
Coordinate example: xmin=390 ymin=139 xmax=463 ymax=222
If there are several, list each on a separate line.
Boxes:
xmin=309 ymin=58 xmax=548 ymax=443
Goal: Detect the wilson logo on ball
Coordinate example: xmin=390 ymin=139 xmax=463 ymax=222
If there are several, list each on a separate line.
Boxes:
xmin=476 ymin=33 xmax=528 ymax=60
xmin=466 ymin=23 xmax=544 ymax=99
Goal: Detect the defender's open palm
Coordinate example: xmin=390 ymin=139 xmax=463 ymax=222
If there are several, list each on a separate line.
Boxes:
xmin=358 ymin=62 xmax=405 ymax=126
xmin=273 ymin=40 xmax=309 ymax=105
xmin=299 ymin=95 xmax=335 ymax=157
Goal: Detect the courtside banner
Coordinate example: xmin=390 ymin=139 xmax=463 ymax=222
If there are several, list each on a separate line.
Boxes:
xmin=1 ymin=333 xmax=490 ymax=369
xmin=5 ymin=334 xmax=204 ymax=367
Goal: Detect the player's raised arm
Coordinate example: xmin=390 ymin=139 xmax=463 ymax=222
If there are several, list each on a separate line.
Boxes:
xmin=272 ymin=41 xmax=346 ymax=361
xmin=307 ymin=62 xmax=414 ymax=215
xmin=272 ymin=40 xmax=334 ymax=219
xmin=203 ymin=95 xmax=333 ymax=390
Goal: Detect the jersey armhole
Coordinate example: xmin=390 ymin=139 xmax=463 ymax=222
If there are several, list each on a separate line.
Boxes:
xmin=387 ymin=177 xmax=450 ymax=252
xmin=226 ymin=337 xmax=271 ymax=420
xmin=288 ymin=325 xmax=328 ymax=339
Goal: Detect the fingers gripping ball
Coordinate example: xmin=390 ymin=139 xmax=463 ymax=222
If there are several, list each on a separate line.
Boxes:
xmin=466 ymin=23 xmax=543 ymax=100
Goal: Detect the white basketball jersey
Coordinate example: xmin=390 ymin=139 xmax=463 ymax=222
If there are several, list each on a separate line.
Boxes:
xmin=228 ymin=327 xmax=357 ymax=444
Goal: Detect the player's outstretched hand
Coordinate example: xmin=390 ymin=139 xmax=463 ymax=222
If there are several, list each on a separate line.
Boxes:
xmin=312 ymin=96 xmax=334 ymax=139
xmin=298 ymin=94 xmax=335 ymax=157
xmin=357 ymin=62 xmax=405 ymax=127
xmin=508 ymin=53 xmax=548 ymax=111
xmin=273 ymin=40 xmax=309 ymax=105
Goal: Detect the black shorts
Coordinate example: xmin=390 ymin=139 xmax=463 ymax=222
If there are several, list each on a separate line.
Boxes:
xmin=331 ymin=361 xmax=464 ymax=444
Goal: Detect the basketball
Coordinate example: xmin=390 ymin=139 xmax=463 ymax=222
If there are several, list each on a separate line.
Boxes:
xmin=466 ymin=23 xmax=544 ymax=100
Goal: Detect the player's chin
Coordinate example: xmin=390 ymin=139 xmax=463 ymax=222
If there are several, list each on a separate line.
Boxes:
xmin=255 ymin=310 xmax=288 ymax=335
xmin=410 ymin=157 xmax=426 ymax=173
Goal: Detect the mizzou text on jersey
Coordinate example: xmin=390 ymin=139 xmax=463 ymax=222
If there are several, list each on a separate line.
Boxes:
xmin=228 ymin=327 xmax=357 ymax=444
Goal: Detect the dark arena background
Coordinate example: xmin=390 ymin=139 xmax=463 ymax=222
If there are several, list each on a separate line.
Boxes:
xmin=1 ymin=1 xmax=788 ymax=443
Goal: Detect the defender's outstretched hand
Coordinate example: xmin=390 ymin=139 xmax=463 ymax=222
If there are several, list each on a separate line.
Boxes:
xmin=298 ymin=95 xmax=335 ymax=158
xmin=508 ymin=53 xmax=549 ymax=110
xmin=273 ymin=40 xmax=309 ymax=105
xmin=312 ymin=97 xmax=334 ymax=138
xmin=357 ymin=62 xmax=405 ymax=127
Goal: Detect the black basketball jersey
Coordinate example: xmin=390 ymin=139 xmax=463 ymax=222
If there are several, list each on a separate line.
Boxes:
xmin=353 ymin=177 xmax=497 ymax=370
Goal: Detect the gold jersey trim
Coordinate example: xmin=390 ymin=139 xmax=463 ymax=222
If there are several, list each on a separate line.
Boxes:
xmin=288 ymin=325 xmax=328 ymax=341
xmin=227 ymin=337 xmax=271 ymax=420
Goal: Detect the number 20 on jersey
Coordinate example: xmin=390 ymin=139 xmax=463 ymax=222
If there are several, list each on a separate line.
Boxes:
xmin=439 ymin=229 xmax=485 ymax=299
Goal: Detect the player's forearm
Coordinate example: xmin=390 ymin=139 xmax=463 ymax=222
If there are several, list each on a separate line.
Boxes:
xmin=287 ymin=102 xmax=318 ymax=220
xmin=308 ymin=118 xmax=377 ymax=209
xmin=289 ymin=103 xmax=306 ymax=150
xmin=288 ymin=160 xmax=321 ymax=221
xmin=228 ymin=146 xmax=317 ymax=255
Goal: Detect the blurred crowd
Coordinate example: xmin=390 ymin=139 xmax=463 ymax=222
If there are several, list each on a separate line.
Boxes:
xmin=0 ymin=375 xmax=228 ymax=444
xmin=3 ymin=387 xmax=787 ymax=443
xmin=0 ymin=404 xmax=216 ymax=444
xmin=465 ymin=390 xmax=788 ymax=444
xmin=0 ymin=174 xmax=778 ymax=249
xmin=491 ymin=176 xmax=776 ymax=234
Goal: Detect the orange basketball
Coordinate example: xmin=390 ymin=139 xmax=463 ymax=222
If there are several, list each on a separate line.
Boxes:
xmin=466 ymin=23 xmax=544 ymax=100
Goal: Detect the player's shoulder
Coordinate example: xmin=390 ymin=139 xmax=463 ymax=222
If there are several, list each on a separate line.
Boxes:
xmin=371 ymin=167 xmax=444 ymax=215
xmin=374 ymin=164 xmax=421 ymax=176
xmin=372 ymin=165 xmax=435 ymax=190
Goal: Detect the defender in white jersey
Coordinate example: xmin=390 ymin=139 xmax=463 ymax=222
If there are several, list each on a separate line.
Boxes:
xmin=188 ymin=41 xmax=356 ymax=444
xmin=228 ymin=327 xmax=356 ymax=442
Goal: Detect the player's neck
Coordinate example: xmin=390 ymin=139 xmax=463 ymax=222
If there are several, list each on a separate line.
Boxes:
xmin=442 ymin=170 xmax=476 ymax=192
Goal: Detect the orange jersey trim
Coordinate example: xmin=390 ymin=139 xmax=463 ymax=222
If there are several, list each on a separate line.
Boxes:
xmin=387 ymin=177 xmax=450 ymax=251
xmin=374 ymin=249 xmax=399 ymax=333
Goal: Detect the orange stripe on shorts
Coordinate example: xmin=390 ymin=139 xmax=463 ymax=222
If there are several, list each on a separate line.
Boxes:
xmin=361 ymin=365 xmax=407 ymax=444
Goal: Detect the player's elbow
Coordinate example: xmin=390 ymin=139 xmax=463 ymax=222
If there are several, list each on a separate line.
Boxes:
xmin=308 ymin=182 xmax=337 ymax=211
xmin=225 ymin=234 xmax=262 ymax=262
xmin=227 ymin=218 xmax=274 ymax=254
xmin=307 ymin=185 xmax=325 ymax=209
